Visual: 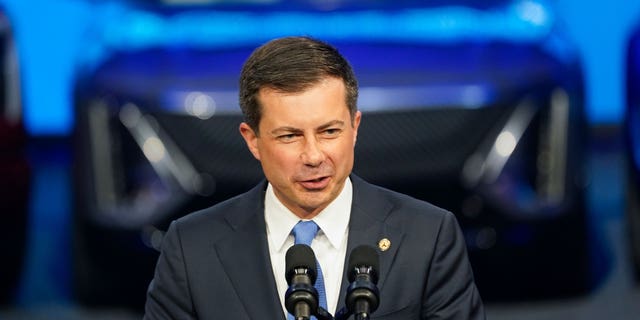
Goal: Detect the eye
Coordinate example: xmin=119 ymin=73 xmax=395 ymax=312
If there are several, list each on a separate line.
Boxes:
xmin=277 ymin=133 xmax=299 ymax=142
xmin=323 ymin=128 xmax=341 ymax=137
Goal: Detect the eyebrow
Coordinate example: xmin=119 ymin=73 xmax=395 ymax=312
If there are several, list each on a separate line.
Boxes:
xmin=270 ymin=120 xmax=345 ymax=136
xmin=317 ymin=120 xmax=345 ymax=131
xmin=270 ymin=127 xmax=301 ymax=136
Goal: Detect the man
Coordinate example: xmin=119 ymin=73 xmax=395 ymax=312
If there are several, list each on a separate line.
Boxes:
xmin=144 ymin=36 xmax=485 ymax=319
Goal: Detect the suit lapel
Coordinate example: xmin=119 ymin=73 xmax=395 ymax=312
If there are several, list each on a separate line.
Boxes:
xmin=336 ymin=176 xmax=405 ymax=312
xmin=214 ymin=182 xmax=285 ymax=320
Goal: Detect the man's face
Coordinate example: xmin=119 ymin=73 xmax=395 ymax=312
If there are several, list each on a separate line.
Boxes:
xmin=240 ymin=77 xmax=361 ymax=218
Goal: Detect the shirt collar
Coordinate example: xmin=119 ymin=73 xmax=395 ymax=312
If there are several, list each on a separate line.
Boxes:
xmin=265 ymin=178 xmax=352 ymax=252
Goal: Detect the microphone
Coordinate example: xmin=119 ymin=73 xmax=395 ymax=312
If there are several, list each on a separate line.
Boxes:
xmin=285 ymin=244 xmax=319 ymax=320
xmin=345 ymin=245 xmax=380 ymax=320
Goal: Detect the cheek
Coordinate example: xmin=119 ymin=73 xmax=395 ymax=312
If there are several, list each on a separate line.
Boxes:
xmin=263 ymin=146 xmax=299 ymax=171
xmin=330 ymin=141 xmax=355 ymax=166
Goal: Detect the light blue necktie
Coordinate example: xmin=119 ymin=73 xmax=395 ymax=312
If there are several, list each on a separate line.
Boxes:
xmin=288 ymin=220 xmax=327 ymax=320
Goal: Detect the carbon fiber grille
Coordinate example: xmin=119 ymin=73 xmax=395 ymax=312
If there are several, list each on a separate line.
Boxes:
xmin=151 ymin=112 xmax=263 ymax=193
xmin=353 ymin=106 xmax=509 ymax=184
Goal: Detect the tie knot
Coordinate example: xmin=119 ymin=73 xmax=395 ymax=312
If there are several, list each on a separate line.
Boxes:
xmin=292 ymin=220 xmax=319 ymax=246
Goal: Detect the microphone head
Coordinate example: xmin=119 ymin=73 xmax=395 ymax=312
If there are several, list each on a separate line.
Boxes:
xmin=347 ymin=245 xmax=379 ymax=283
xmin=285 ymin=244 xmax=317 ymax=285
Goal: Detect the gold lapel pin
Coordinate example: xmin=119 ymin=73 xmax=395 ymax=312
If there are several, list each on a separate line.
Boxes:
xmin=378 ymin=238 xmax=391 ymax=251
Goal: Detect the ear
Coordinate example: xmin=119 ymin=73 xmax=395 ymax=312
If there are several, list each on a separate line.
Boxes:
xmin=352 ymin=110 xmax=362 ymax=146
xmin=239 ymin=122 xmax=261 ymax=161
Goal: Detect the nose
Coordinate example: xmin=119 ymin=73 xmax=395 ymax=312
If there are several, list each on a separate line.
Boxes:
xmin=301 ymin=137 xmax=325 ymax=167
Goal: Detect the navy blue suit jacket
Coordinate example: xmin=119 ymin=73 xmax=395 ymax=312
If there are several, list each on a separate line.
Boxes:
xmin=144 ymin=175 xmax=485 ymax=319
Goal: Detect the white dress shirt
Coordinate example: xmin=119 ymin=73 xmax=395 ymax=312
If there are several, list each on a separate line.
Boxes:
xmin=265 ymin=178 xmax=352 ymax=318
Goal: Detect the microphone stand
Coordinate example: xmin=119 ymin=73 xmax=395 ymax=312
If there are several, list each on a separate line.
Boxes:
xmin=334 ymin=307 xmax=351 ymax=320
xmin=289 ymin=306 xmax=335 ymax=320
xmin=334 ymin=307 xmax=372 ymax=320
xmin=315 ymin=306 xmax=335 ymax=320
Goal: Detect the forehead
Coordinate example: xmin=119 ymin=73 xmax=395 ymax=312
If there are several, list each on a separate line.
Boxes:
xmin=257 ymin=77 xmax=348 ymax=110
xmin=257 ymin=77 xmax=349 ymax=127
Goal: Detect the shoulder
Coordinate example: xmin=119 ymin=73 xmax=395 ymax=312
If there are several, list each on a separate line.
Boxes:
xmin=169 ymin=182 xmax=266 ymax=240
xmin=353 ymin=175 xmax=452 ymax=220
xmin=382 ymin=185 xmax=456 ymax=229
xmin=351 ymin=175 xmax=460 ymax=241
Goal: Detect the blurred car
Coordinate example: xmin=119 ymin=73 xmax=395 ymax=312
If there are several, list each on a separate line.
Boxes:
xmin=72 ymin=0 xmax=594 ymax=310
xmin=0 ymin=8 xmax=29 ymax=305
xmin=625 ymin=21 xmax=640 ymax=282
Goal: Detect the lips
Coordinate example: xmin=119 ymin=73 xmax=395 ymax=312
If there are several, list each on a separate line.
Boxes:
xmin=298 ymin=176 xmax=331 ymax=190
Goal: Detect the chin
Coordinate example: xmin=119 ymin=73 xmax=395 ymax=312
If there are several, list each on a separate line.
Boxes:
xmin=298 ymin=196 xmax=330 ymax=211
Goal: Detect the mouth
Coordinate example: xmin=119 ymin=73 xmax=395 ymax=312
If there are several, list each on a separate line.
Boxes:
xmin=298 ymin=176 xmax=331 ymax=191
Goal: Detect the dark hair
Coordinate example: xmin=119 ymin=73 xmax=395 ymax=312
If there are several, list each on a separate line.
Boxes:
xmin=239 ymin=36 xmax=358 ymax=134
